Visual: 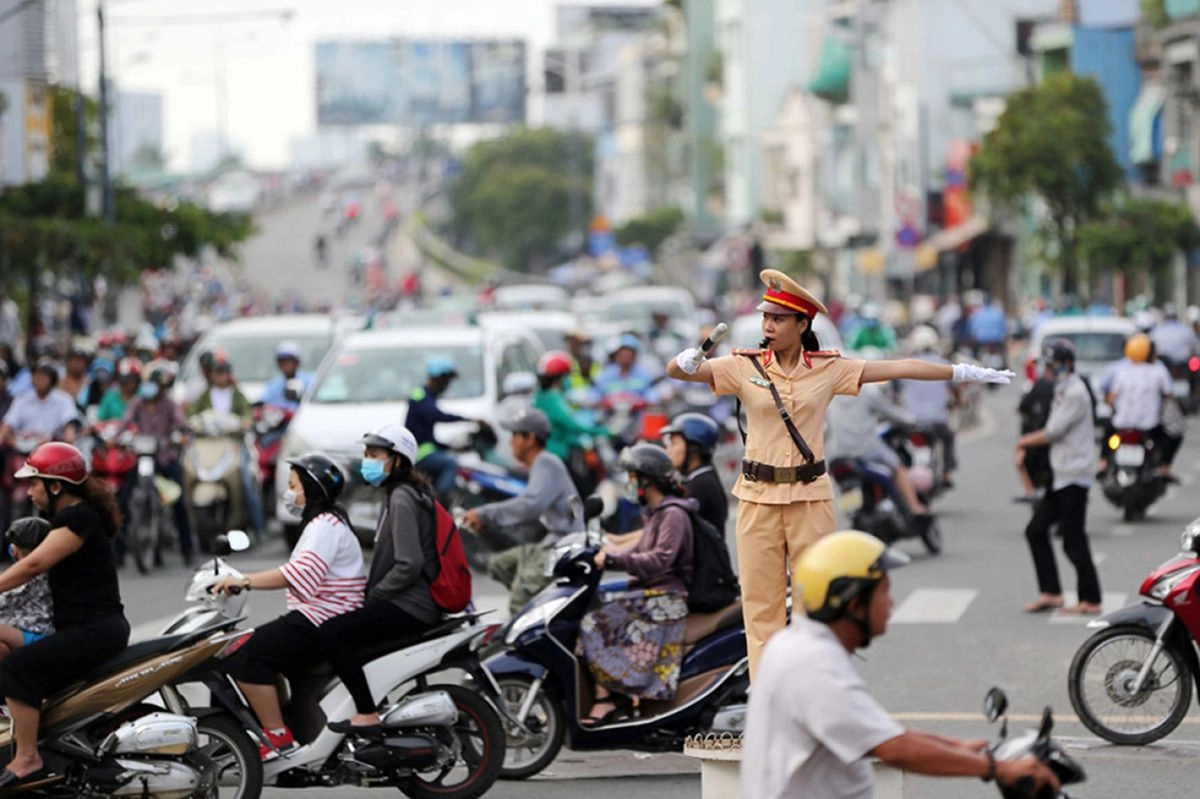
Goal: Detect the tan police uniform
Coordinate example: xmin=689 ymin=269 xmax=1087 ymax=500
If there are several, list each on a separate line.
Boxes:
xmin=707 ymin=269 xmax=866 ymax=679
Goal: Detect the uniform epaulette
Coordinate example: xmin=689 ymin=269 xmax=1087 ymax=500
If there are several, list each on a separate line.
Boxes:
xmin=807 ymin=350 xmax=842 ymax=357
xmin=731 ymin=348 xmax=768 ymax=356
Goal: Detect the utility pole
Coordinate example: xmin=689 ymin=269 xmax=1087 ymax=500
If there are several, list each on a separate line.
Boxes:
xmin=97 ymin=1 xmax=114 ymax=224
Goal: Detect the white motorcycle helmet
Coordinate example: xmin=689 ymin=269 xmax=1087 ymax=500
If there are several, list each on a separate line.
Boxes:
xmin=907 ymin=325 xmax=940 ymax=354
xmin=361 ymin=423 xmax=419 ymax=465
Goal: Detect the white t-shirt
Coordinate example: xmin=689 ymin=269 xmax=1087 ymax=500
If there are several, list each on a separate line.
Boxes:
xmin=208 ymin=386 xmax=235 ymax=415
xmin=280 ymin=512 xmax=367 ymax=626
xmin=742 ymin=617 xmax=904 ymax=799
xmin=1111 ymin=362 xmax=1173 ymax=431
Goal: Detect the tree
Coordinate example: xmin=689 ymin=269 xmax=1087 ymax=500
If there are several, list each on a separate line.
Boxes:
xmin=970 ymin=73 xmax=1123 ymax=295
xmin=448 ymin=127 xmax=593 ymax=271
xmin=615 ymin=206 xmax=684 ymax=256
xmin=1078 ymin=196 xmax=1198 ymax=300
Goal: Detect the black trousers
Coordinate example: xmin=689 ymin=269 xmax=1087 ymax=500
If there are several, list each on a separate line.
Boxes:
xmin=1024 ymin=484 xmax=1101 ymax=604
xmin=316 ymin=601 xmax=433 ymax=714
xmin=0 ymin=614 xmax=129 ymax=706
xmin=223 ymin=611 xmax=322 ymax=686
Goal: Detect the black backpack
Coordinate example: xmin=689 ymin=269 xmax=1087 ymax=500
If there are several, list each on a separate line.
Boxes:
xmin=683 ymin=510 xmax=740 ymax=613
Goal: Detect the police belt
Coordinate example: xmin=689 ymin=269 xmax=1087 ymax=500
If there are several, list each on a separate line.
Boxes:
xmin=741 ymin=459 xmax=826 ymax=484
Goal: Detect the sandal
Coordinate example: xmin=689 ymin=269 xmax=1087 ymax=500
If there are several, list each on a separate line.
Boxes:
xmin=1023 ymin=597 xmax=1064 ymax=613
xmin=580 ymin=700 xmax=620 ymax=728
xmin=1060 ymin=603 xmax=1102 ymax=616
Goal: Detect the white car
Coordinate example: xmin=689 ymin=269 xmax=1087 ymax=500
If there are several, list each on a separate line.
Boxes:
xmin=491 ymin=284 xmax=569 ymax=311
xmin=275 ymin=322 xmax=543 ymax=536
xmin=475 ymin=309 xmax=576 ymax=351
xmin=175 ymin=314 xmax=359 ymax=406
xmin=1023 ymin=316 xmax=1135 ymax=424
xmin=596 ymin=286 xmax=700 ymax=342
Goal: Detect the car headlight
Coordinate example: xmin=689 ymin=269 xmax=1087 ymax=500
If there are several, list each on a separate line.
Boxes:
xmin=1149 ymin=564 xmax=1200 ymax=600
xmin=505 ymin=595 xmax=572 ymax=645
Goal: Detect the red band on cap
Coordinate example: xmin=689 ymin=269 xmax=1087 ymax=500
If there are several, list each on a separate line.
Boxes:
xmin=762 ymin=287 xmax=819 ymax=317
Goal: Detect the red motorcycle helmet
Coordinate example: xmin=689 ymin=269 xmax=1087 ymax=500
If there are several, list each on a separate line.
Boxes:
xmin=537 ymin=351 xmax=573 ymax=379
xmin=16 ymin=442 xmax=88 ymax=485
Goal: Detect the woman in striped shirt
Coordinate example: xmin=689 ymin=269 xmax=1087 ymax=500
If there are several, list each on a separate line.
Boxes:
xmin=215 ymin=452 xmax=365 ymax=759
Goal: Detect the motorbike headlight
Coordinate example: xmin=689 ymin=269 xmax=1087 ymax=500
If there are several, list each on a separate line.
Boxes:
xmin=505 ymin=595 xmax=572 ymax=645
xmin=1149 ymin=564 xmax=1200 ymax=600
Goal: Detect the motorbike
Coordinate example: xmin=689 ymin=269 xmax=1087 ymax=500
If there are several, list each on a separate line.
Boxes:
xmin=160 ymin=533 xmax=512 ymax=799
xmin=0 ymin=621 xmax=255 ymax=797
xmin=829 ymin=454 xmax=943 ymax=555
xmin=126 ymin=432 xmax=178 ymax=574
xmin=1165 ymin=356 xmax=1199 ymax=416
xmin=253 ymin=403 xmax=294 ymax=516
xmin=1068 ymin=516 xmax=1200 ymax=746
xmin=982 ymin=688 xmax=1086 ymax=799
xmin=3 ymin=432 xmax=47 ymax=524
xmin=484 ymin=497 xmax=749 ymax=780
xmin=1098 ymin=429 xmax=1165 ymax=522
xmin=88 ymin=421 xmax=138 ymax=493
xmin=184 ymin=411 xmax=250 ymax=553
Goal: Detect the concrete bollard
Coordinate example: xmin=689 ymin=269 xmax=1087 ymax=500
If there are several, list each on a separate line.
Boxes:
xmin=683 ymin=733 xmax=905 ymax=798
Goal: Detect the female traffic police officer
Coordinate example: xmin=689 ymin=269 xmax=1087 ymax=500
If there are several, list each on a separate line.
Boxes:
xmin=667 ymin=269 xmax=1013 ymax=678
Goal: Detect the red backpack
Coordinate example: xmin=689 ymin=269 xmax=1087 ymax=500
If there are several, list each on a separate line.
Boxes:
xmin=428 ymin=500 xmax=472 ymax=613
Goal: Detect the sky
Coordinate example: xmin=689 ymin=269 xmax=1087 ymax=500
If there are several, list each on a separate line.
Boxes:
xmin=77 ymin=0 xmax=658 ymax=172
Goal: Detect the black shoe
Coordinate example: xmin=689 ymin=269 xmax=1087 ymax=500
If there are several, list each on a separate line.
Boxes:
xmin=0 ymin=766 xmax=54 ymax=790
xmin=327 ymin=720 xmax=384 ymax=736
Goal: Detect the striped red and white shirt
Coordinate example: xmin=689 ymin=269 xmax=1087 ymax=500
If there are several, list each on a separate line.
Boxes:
xmin=280 ymin=512 xmax=366 ymax=626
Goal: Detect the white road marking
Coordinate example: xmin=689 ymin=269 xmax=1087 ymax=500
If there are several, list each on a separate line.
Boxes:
xmin=1092 ymin=551 xmax=1106 ymax=565
xmin=890 ymin=588 xmax=978 ymax=624
xmin=1048 ymin=592 xmax=1128 ymax=623
xmin=1110 ymin=524 xmax=1135 ymax=537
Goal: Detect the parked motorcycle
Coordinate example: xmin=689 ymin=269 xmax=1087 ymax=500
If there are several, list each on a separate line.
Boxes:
xmin=1068 ymin=516 xmax=1200 ymax=745
xmin=484 ymin=497 xmax=749 ymax=780
xmin=162 ymin=531 xmax=512 ymax=799
xmin=0 ymin=622 xmax=254 ymax=797
xmin=982 ymin=688 xmax=1086 ymax=798
xmin=1098 ymin=429 xmax=1165 ymax=522
xmin=829 ymin=456 xmax=943 ymax=554
xmin=184 ymin=411 xmax=250 ymax=553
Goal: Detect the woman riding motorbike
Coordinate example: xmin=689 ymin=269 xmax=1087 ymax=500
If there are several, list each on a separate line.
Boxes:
xmin=577 ymin=443 xmax=695 ymax=727
xmin=214 ymin=452 xmax=366 ymax=759
xmin=320 ymin=423 xmax=441 ymax=733
xmin=0 ymin=443 xmax=129 ymax=788
xmin=533 ymin=351 xmax=609 ymax=494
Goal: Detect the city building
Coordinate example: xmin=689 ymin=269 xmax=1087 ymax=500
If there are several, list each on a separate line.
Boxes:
xmin=110 ymin=89 xmax=164 ymax=177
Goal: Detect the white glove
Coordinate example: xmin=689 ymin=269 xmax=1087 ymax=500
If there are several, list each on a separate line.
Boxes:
xmin=952 ymin=363 xmax=1015 ymax=384
xmin=674 ymin=347 xmax=705 ymax=375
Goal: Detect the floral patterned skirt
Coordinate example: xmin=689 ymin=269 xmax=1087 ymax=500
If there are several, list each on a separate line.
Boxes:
xmin=575 ymin=589 xmax=689 ymax=701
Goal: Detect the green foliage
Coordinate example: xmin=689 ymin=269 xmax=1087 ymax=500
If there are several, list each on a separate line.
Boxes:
xmin=49 ymin=85 xmax=98 ymax=182
xmin=448 ymin=127 xmax=593 ymax=270
xmin=970 ymin=73 xmax=1123 ymax=292
xmin=614 ymin=206 xmax=684 ymax=254
xmin=1078 ymin=196 xmax=1197 ymax=285
xmin=1141 ymin=0 xmax=1169 ymax=28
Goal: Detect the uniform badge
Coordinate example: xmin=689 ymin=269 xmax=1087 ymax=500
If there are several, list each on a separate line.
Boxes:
xmin=750 ymin=377 xmax=771 ymax=388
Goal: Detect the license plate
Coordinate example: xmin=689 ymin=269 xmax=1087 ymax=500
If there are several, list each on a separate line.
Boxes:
xmin=910 ymin=448 xmax=932 ymax=467
xmin=137 ymin=457 xmax=156 ymax=477
xmin=1174 ymin=380 xmax=1190 ymax=398
xmin=1115 ymin=446 xmax=1145 ymax=467
xmin=838 ymin=488 xmax=863 ymax=514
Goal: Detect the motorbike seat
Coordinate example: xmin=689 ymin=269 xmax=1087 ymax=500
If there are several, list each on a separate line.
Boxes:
xmin=293 ymin=615 xmax=472 ymax=680
xmin=683 ymin=601 xmax=743 ymax=650
xmin=81 ymin=631 xmax=200 ymax=682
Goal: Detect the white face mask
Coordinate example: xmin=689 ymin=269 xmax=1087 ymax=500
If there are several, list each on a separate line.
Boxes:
xmin=283 ymin=489 xmax=304 ymax=516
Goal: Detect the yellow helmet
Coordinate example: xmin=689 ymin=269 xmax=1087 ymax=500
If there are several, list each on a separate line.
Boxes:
xmin=796 ymin=531 xmax=910 ymax=622
xmin=1125 ymin=333 xmax=1152 ymax=363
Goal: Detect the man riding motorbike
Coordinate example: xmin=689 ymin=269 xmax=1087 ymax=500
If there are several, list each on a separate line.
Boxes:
xmin=594 ymin=334 xmax=657 ymax=401
xmin=564 ymin=329 xmax=601 ymax=390
xmin=0 ymin=360 xmax=80 ymax=447
xmin=846 ymin=303 xmax=897 ymax=352
xmin=260 ymin=340 xmax=314 ymax=412
xmin=97 ymin=358 xmax=142 ymax=422
xmin=59 ymin=345 xmax=93 ymax=408
xmin=661 ymin=412 xmax=728 ymax=532
xmin=742 ymin=530 xmax=1058 ymax=798
xmin=1107 ymin=334 xmax=1175 ymax=479
xmin=462 ymin=409 xmax=582 ymax=615
xmin=406 ymin=356 xmax=488 ymax=499
xmin=897 ymin=325 xmax=958 ymax=488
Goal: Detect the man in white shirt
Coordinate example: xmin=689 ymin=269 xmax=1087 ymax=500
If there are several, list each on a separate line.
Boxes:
xmin=1108 ymin=334 xmax=1174 ymax=477
xmin=742 ymin=531 xmax=1056 ymax=799
xmin=1150 ymin=305 xmax=1197 ymax=366
xmin=0 ymin=360 xmax=80 ymax=446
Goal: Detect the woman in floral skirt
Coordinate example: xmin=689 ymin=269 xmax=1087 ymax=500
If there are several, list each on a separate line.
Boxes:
xmin=577 ymin=443 xmax=695 ymax=726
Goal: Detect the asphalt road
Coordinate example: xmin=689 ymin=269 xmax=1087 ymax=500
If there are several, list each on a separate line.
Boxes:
xmin=104 ymin=386 xmax=1200 ymax=798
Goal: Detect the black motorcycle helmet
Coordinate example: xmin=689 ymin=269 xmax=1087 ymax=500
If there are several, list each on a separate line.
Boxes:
xmin=617 ymin=443 xmax=677 ymax=483
xmin=6 ymin=517 xmax=51 ymax=552
xmin=1041 ymin=338 xmax=1076 ymax=368
xmin=285 ymin=453 xmax=347 ymax=502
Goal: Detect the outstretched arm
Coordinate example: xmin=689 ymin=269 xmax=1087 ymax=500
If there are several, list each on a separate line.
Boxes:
xmin=862 ymin=359 xmax=953 ymax=384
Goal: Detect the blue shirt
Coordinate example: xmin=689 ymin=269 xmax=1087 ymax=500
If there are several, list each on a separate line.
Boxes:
xmin=594 ymin=363 xmax=657 ymax=400
xmin=968 ymin=304 xmax=1007 ymax=344
xmin=404 ymin=385 xmax=467 ymax=447
xmin=260 ymin=371 xmax=314 ymax=411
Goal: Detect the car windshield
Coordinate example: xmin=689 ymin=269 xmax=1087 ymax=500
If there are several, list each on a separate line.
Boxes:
xmin=312 ymin=344 xmax=485 ymax=403
xmin=1054 ymin=332 xmax=1128 ymax=362
xmin=182 ymin=333 xmax=332 ymax=383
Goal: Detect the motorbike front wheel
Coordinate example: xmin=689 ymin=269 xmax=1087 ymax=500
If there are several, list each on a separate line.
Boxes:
xmin=195 ymin=713 xmax=264 ymax=799
xmin=1068 ymin=625 xmax=1192 ymax=745
xmin=397 ymin=684 xmax=504 ymax=799
xmin=497 ymin=676 xmax=565 ymax=780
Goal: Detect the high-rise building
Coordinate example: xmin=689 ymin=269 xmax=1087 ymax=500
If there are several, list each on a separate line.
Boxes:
xmin=110 ymin=90 xmax=164 ymax=176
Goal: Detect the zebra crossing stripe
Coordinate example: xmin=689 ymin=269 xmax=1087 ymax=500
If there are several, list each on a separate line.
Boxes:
xmin=890 ymin=588 xmax=978 ymax=624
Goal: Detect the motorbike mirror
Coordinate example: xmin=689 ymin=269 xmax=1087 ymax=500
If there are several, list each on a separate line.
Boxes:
xmin=583 ymin=495 xmax=605 ymax=522
xmin=983 ymin=688 xmax=1008 ymax=723
xmin=226 ymin=530 xmax=252 ymax=553
xmin=284 ymin=378 xmax=305 ymax=403
xmin=211 ymin=535 xmax=232 ymax=558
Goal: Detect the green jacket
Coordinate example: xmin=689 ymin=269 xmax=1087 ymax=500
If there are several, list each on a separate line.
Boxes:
xmin=189 ymin=387 xmax=254 ymax=423
xmin=97 ymin=388 xmax=131 ymax=422
xmin=533 ymin=388 xmax=607 ymax=460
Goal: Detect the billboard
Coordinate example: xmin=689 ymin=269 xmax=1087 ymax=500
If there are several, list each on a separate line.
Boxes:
xmin=315 ymin=39 xmax=527 ymax=127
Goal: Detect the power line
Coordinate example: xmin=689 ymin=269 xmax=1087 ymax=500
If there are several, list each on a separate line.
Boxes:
xmin=107 ymin=8 xmax=294 ymax=26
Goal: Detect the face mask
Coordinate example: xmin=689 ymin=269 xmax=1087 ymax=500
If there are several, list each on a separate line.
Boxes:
xmin=139 ymin=382 xmax=160 ymax=400
xmin=282 ymin=489 xmax=303 ymax=516
xmin=360 ymin=458 xmax=388 ymax=487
